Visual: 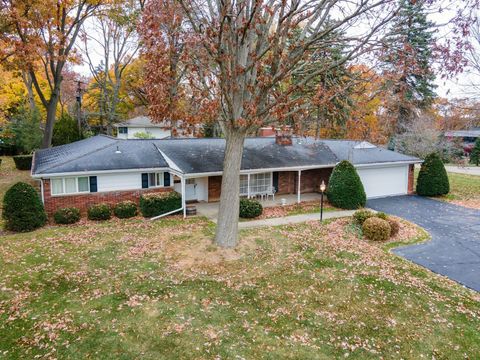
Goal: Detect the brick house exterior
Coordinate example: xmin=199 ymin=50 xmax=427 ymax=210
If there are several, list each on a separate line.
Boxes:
xmin=207 ymin=168 xmax=333 ymax=202
xmin=42 ymin=179 xmax=172 ymax=215
xmin=408 ymin=164 xmax=415 ymax=194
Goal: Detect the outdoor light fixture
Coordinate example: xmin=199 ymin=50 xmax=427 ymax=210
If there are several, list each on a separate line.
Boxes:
xmin=319 ymin=180 xmax=326 ymax=222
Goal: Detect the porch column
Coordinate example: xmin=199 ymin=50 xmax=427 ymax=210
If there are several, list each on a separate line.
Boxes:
xmin=297 ymin=170 xmax=302 ymax=203
xmin=247 ymin=173 xmax=251 ymax=198
xmin=181 ymin=176 xmax=186 ymax=218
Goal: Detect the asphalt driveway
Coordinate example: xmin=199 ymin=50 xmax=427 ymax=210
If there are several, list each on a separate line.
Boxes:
xmin=368 ymin=195 xmax=480 ymax=291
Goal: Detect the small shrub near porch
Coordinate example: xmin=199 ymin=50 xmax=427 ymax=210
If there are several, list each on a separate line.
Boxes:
xmin=54 ymin=207 xmax=81 ymax=224
xmin=416 ymin=152 xmax=450 ymax=196
xmin=239 ymin=198 xmax=263 ymax=218
xmin=87 ymin=203 xmax=112 ymax=221
xmin=326 ymin=160 xmax=366 ymax=209
xmin=140 ymin=191 xmax=182 ymax=217
xmin=114 ymin=201 xmax=138 ymax=219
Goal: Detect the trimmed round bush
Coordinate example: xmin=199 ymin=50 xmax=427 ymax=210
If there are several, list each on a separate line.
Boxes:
xmin=387 ymin=218 xmax=400 ymax=237
xmin=13 ymin=155 xmax=33 ymax=170
xmin=239 ymin=198 xmax=263 ymax=218
xmin=54 ymin=207 xmax=81 ymax=224
xmin=416 ymin=152 xmax=450 ymax=196
xmin=326 ymin=160 xmax=366 ymax=209
xmin=353 ymin=209 xmax=375 ymax=224
xmin=2 ymin=182 xmax=47 ymax=232
xmin=87 ymin=203 xmax=112 ymax=221
xmin=376 ymin=212 xmax=388 ymax=220
xmin=140 ymin=191 xmax=182 ymax=217
xmin=114 ymin=200 xmax=137 ymax=219
xmin=362 ymin=217 xmax=391 ymax=241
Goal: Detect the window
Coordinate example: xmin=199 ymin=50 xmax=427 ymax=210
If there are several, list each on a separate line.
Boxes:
xmin=51 ymin=177 xmax=90 ymax=195
xmin=239 ymin=173 xmax=272 ymax=195
xmin=148 ymin=172 xmax=164 ymax=187
xmin=118 ymin=127 xmax=128 ymax=134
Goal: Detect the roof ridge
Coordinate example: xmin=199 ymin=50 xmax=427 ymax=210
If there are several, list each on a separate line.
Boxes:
xmin=38 ymin=137 xmax=121 ymax=174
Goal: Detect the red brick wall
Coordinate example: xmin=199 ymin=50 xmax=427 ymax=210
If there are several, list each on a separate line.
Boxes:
xmin=278 ymin=168 xmax=332 ymax=194
xmin=408 ymin=164 xmax=415 ymax=194
xmin=42 ymin=179 xmax=172 ymax=215
xmin=208 ymin=168 xmax=333 ymax=199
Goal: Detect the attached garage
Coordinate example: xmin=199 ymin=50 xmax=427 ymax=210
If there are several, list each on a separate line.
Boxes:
xmin=356 ymin=164 xmax=409 ymax=199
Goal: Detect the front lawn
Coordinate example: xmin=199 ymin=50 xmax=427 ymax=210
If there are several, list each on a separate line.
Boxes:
xmin=415 ymin=168 xmax=480 ymax=209
xmin=0 ymin=216 xmax=479 ymax=359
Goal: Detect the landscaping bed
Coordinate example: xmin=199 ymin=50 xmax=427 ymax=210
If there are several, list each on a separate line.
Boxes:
xmin=0 ymin=216 xmax=479 ymax=359
xmin=258 ymin=200 xmax=336 ymax=219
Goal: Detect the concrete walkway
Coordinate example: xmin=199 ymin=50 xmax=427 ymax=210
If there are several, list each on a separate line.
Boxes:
xmin=444 ymin=165 xmax=480 ymax=176
xmin=232 ymin=210 xmax=355 ymax=229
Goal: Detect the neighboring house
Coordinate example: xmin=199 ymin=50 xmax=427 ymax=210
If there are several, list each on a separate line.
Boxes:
xmin=31 ymin=131 xmax=421 ymax=217
xmin=114 ymin=116 xmax=172 ymax=139
xmin=444 ymin=128 xmax=480 ymax=153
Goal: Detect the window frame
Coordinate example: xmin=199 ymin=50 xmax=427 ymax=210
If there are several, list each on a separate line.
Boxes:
xmin=239 ymin=172 xmax=273 ymax=196
xmin=147 ymin=172 xmax=173 ymax=188
xmin=50 ymin=176 xmax=90 ymax=196
xmin=118 ymin=127 xmax=128 ymax=134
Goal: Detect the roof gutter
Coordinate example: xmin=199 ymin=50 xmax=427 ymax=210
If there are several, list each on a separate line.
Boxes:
xmin=31 ymin=167 xmax=172 ymax=179
xmin=182 ymin=164 xmax=337 ymax=178
xmin=353 ymin=160 xmax=422 ymax=169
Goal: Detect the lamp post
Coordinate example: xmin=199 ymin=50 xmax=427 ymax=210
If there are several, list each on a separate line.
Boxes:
xmin=319 ymin=180 xmax=326 ymax=222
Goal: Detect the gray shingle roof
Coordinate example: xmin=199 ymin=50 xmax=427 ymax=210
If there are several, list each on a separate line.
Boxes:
xmin=320 ymin=139 xmax=419 ymax=165
xmin=33 ymin=136 xmax=168 ymax=175
xmin=153 ymin=137 xmax=338 ymax=174
xmin=32 ymin=135 xmax=420 ymax=176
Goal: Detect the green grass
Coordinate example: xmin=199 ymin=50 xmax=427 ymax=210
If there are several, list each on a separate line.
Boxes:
xmin=0 ymin=217 xmax=479 ymax=359
xmin=0 ymin=158 xmax=479 ymax=359
xmin=414 ymin=167 xmax=480 ymax=204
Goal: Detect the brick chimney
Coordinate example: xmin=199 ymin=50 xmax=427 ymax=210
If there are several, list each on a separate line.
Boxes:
xmin=275 ymin=126 xmax=293 ymax=146
xmin=258 ymin=127 xmax=276 ymax=137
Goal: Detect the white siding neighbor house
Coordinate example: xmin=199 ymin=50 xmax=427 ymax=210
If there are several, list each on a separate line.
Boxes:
xmin=115 ymin=116 xmax=171 ymax=139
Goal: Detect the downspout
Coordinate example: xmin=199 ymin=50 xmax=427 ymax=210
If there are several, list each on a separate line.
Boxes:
xmin=149 ymin=175 xmax=186 ymax=221
xmin=36 ymin=179 xmax=45 ymax=204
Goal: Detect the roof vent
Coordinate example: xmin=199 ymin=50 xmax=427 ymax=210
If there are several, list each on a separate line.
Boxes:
xmin=354 ymin=141 xmax=376 ymax=149
xmin=115 ymin=146 xmax=122 ymax=154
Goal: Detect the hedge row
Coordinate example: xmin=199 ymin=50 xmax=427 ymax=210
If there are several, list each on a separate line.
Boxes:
xmin=139 ymin=191 xmax=182 ymax=217
xmin=13 ymin=155 xmax=33 ymax=170
xmin=2 ymin=184 xmax=182 ymax=232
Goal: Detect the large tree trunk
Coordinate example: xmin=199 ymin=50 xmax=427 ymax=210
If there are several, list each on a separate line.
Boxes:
xmin=214 ymin=129 xmax=246 ymax=248
xmin=41 ymin=94 xmax=60 ymax=148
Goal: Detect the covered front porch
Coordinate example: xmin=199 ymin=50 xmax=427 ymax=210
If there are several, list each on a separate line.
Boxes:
xmin=195 ymin=192 xmax=325 ymax=219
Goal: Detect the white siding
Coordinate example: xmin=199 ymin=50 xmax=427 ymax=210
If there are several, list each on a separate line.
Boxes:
xmin=97 ymin=173 xmax=142 ymax=192
xmin=118 ymin=127 xmax=171 ymax=139
xmin=356 ymin=165 xmax=408 ymax=199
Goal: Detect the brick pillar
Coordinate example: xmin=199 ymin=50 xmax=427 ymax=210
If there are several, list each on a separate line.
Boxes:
xmin=408 ymin=164 xmax=415 ymax=194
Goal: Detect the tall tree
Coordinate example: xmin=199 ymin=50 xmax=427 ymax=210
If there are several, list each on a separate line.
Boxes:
xmin=381 ymin=0 xmax=436 ymax=134
xmin=0 ymin=0 xmax=102 ymax=148
xmin=81 ymin=0 xmax=141 ymax=134
xmin=291 ymin=27 xmax=354 ymax=139
xmin=143 ymin=0 xmax=400 ymax=247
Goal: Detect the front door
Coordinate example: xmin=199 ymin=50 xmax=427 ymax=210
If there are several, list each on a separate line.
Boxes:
xmin=185 ymin=179 xmax=197 ymax=201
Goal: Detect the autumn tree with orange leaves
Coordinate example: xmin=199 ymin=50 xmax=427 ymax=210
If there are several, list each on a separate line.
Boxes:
xmin=0 ymin=0 xmax=103 ymax=148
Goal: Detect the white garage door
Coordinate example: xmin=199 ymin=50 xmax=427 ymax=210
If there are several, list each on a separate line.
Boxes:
xmin=356 ymin=165 xmax=408 ymax=199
